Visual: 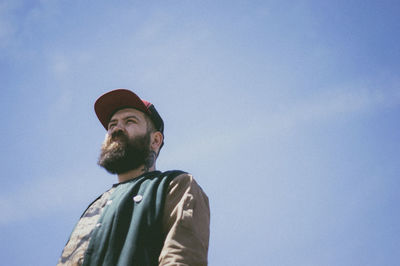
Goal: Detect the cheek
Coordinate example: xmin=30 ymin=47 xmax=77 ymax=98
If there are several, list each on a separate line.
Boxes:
xmin=126 ymin=125 xmax=147 ymax=137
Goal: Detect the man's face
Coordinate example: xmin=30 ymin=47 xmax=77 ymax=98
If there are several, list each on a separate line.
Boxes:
xmin=98 ymin=108 xmax=152 ymax=174
xmin=107 ymin=108 xmax=149 ymax=140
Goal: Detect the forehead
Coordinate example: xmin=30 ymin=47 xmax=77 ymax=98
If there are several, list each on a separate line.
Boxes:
xmin=109 ymin=108 xmax=146 ymax=121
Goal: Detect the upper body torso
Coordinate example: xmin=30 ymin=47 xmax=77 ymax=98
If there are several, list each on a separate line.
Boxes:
xmin=58 ymin=171 xmax=210 ymax=266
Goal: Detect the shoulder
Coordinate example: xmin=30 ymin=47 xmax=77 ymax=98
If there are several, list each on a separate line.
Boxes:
xmin=167 ymin=173 xmax=207 ymax=195
xmin=162 ymin=172 xmax=209 ymax=206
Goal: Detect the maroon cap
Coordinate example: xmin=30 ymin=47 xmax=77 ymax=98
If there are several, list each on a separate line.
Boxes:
xmin=94 ymin=89 xmax=164 ymax=134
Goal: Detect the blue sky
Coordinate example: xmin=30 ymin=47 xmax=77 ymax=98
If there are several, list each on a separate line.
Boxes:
xmin=1 ymin=0 xmax=399 ymax=265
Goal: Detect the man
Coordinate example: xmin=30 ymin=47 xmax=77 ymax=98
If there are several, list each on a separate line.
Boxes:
xmin=58 ymin=89 xmax=210 ymax=266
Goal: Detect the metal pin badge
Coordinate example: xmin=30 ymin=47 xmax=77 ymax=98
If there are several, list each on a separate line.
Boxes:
xmin=133 ymin=195 xmax=143 ymax=203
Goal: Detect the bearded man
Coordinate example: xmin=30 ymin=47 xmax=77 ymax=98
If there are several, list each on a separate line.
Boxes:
xmin=58 ymin=89 xmax=210 ymax=266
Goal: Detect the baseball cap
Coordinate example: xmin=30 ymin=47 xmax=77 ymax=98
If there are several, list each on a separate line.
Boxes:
xmin=94 ymin=89 xmax=164 ymax=135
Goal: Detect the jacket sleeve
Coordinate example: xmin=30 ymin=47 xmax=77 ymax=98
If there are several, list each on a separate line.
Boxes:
xmin=158 ymin=173 xmax=210 ymax=266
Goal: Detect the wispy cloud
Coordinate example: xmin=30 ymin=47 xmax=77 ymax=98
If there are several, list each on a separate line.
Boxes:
xmin=162 ymin=84 xmax=400 ymax=165
xmin=268 ymin=85 xmax=400 ymax=131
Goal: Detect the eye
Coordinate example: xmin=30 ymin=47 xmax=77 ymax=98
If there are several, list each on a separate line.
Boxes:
xmin=126 ymin=119 xmax=136 ymax=124
xmin=108 ymin=123 xmax=116 ymax=130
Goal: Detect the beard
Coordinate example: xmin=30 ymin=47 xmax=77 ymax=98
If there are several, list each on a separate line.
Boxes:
xmin=98 ymin=130 xmax=152 ymax=174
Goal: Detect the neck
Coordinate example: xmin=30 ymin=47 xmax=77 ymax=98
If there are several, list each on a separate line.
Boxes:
xmin=117 ymin=164 xmax=156 ymax=183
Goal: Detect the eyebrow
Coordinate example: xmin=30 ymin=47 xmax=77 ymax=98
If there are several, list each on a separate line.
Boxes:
xmin=108 ymin=115 xmax=142 ymax=125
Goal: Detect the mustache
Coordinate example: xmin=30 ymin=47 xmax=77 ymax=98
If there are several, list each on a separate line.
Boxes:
xmin=102 ymin=130 xmax=129 ymax=149
xmin=110 ymin=130 xmax=128 ymax=141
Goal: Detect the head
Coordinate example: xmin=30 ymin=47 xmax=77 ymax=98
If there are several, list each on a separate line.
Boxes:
xmin=94 ymin=89 xmax=164 ymax=174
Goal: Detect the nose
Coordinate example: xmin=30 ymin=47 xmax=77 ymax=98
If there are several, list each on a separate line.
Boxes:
xmin=109 ymin=127 xmax=127 ymax=142
xmin=109 ymin=121 xmax=125 ymax=135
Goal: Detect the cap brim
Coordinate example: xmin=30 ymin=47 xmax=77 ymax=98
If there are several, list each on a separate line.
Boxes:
xmin=94 ymin=89 xmax=149 ymax=130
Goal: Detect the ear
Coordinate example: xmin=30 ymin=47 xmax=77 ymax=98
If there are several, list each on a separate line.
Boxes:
xmin=150 ymin=131 xmax=163 ymax=154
